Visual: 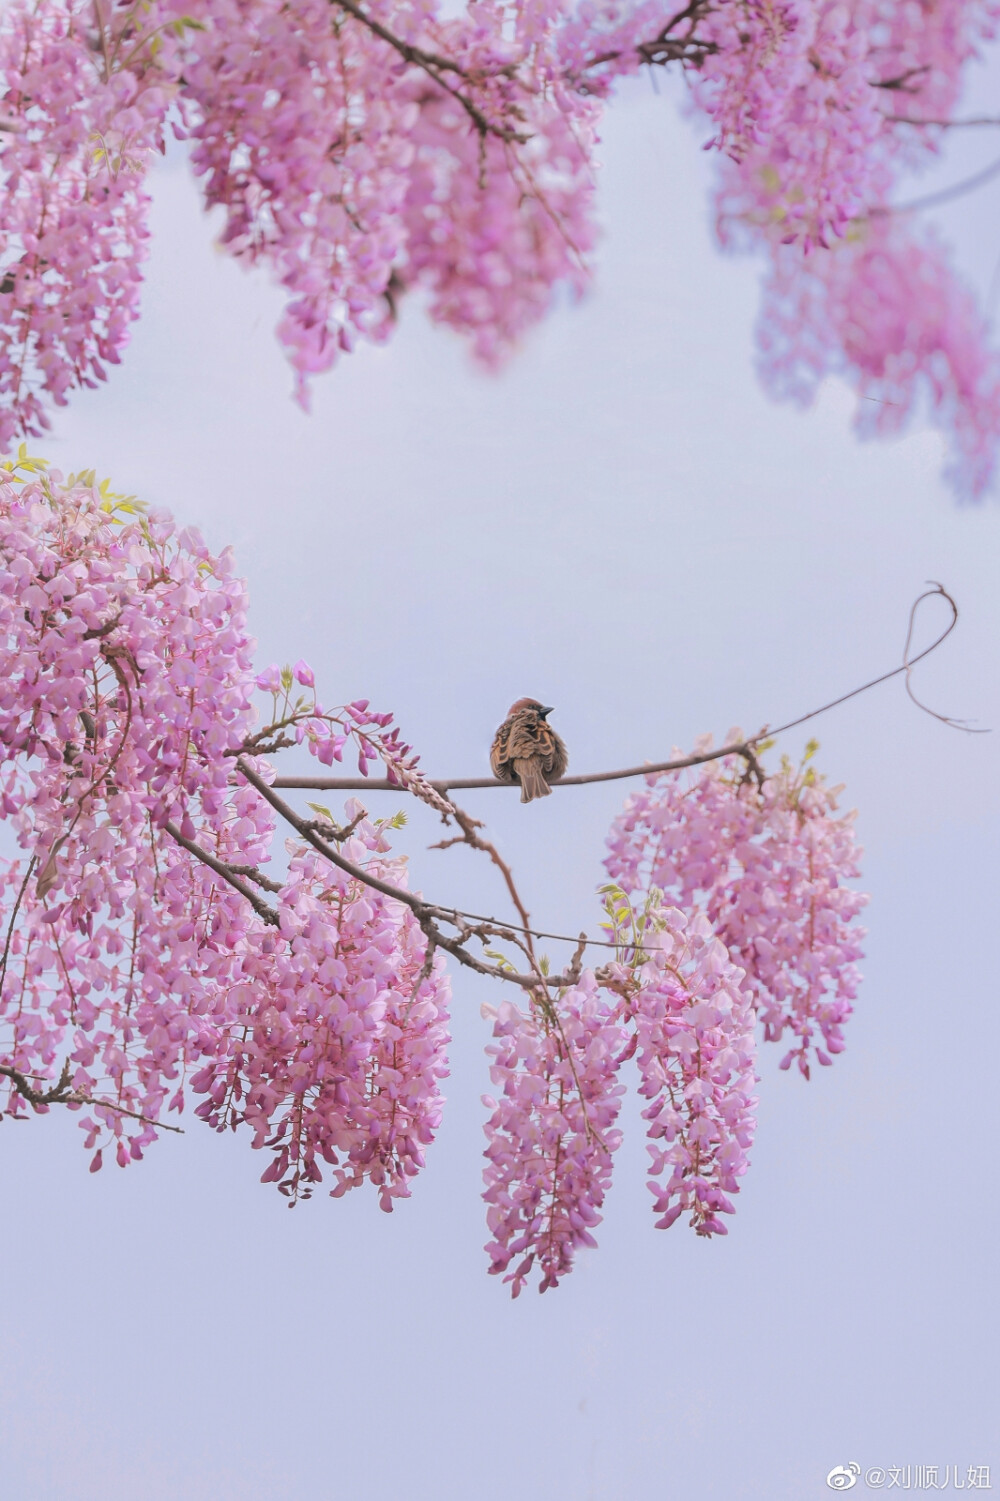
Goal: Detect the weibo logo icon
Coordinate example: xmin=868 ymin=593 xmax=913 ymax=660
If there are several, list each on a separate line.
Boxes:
xmin=826 ymin=1463 xmax=861 ymax=1490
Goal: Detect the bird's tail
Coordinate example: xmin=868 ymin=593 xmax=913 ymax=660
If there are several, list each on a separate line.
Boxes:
xmin=514 ymin=758 xmax=551 ymax=804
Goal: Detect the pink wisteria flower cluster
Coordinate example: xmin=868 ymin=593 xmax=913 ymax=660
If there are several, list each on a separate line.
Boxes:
xmin=0 ymin=0 xmax=998 ymax=492
xmin=605 ymin=736 xmax=868 ymax=1078
xmin=480 ymin=899 xmax=760 ymax=1295
xmin=192 ymin=835 xmax=451 ymax=1209
xmin=1 ymin=465 xmax=868 ymax=1292
xmin=474 ymin=737 xmax=866 ymax=1293
xmin=482 ymin=975 xmax=629 ymax=1295
xmin=0 ymin=456 xmax=449 ymax=1202
xmin=620 ymin=906 xmax=757 ymax=1237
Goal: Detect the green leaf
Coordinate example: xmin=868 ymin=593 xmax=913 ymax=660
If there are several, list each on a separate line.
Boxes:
xmin=1 ymin=445 xmax=50 ymax=481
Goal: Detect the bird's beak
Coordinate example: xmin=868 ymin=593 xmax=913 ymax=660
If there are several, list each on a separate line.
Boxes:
xmin=540 ymin=706 xmax=555 ymax=719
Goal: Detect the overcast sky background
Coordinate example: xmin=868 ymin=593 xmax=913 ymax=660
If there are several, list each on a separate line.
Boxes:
xmin=1 ymin=57 xmax=998 ymax=1501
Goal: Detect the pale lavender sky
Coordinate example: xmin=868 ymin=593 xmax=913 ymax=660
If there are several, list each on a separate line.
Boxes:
xmin=1 ymin=68 xmax=998 ymax=1501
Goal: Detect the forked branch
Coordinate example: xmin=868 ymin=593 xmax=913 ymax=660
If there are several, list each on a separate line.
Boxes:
xmin=0 ymin=1060 xmax=184 ymax=1132
xmin=330 ymin=0 xmax=530 ymax=144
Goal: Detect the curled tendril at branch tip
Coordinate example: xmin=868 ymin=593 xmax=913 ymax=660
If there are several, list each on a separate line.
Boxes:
xmin=901 ymin=582 xmax=988 ymax=733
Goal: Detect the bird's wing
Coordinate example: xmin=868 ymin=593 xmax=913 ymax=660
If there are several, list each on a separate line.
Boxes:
xmin=504 ymin=716 xmax=544 ymax=761
xmin=490 ymin=720 xmax=518 ymax=781
xmin=538 ymin=724 xmax=568 ymax=779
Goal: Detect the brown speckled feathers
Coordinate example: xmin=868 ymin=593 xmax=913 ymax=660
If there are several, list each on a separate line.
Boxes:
xmin=489 ymin=698 xmax=568 ymax=803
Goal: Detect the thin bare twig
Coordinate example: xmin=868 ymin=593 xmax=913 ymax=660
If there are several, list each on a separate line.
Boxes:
xmin=74 ymin=1095 xmax=184 ymax=1133
xmin=164 ymin=819 xmax=280 ymax=925
xmin=403 ymin=936 xmax=439 ymax=1020
xmin=0 ymin=1060 xmax=184 ymax=1133
xmin=235 ymin=758 xmax=586 ymax=992
xmin=272 ymin=740 xmax=762 ymax=793
xmin=0 ymin=855 xmax=36 ymax=992
xmin=765 ymin=582 xmax=973 ymax=737
xmin=901 ymin=582 xmax=987 ymax=732
xmin=433 ymin=802 xmax=540 ymax=966
xmin=329 ymin=0 xmax=529 ymax=144
xmin=887 ymin=114 xmax=1000 ymax=129
xmin=427 ymin=908 xmax=621 ymax=949
xmin=273 ymin=583 xmax=970 ymax=793
xmin=870 ymin=155 xmax=1000 ymax=216
xmin=871 ymin=66 xmax=930 ymax=92
xmin=0 ymin=1058 xmax=73 ymax=1108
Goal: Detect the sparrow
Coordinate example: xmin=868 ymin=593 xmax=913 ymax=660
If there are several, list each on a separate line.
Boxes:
xmin=490 ymin=698 xmax=568 ymax=803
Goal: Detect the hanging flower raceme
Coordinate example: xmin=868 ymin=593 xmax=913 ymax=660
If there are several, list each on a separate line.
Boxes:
xmin=716 ymin=757 xmax=867 ymax=1075
xmin=605 ymin=903 xmax=757 ymax=1236
xmin=0 ymin=457 xmax=265 ymax=1154
xmin=0 ymin=0 xmax=182 ymax=445
xmin=605 ymin=736 xmax=867 ymax=1077
xmin=702 ymin=0 xmax=885 ymax=252
xmin=192 ymin=829 xmax=450 ymax=1210
xmin=750 ymin=217 xmax=1000 ymax=499
xmin=710 ymin=0 xmax=1000 ymax=497
xmin=477 ymin=884 xmax=758 ymax=1290
xmin=397 ymin=72 xmax=599 ymax=367
xmin=482 ymin=974 xmax=628 ymax=1295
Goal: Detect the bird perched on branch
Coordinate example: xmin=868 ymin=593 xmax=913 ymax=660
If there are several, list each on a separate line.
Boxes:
xmin=490 ymin=698 xmax=568 ymax=803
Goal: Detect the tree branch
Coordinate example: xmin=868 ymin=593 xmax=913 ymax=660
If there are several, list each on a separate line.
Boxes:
xmin=0 ymin=1060 xmax=184 ymax=1132
xmin=887 ymin=115 xmax=1000 ymax=129
xmin=235 ymin=758 xmax=591 ymax=991
xmin=432 ymin=800 xmax=543 ymax=973
xmin=870 ymin=156 xmax=1000 ymax=216
xmin=0 ymin=1058 xmax=74 ymax=1108
xmin=163 ymin=819 xmax=280 ymax=925
xmin=579 ymin=0 xmax=715 ymax=77
xmin=272 ymin=583 xmax=970 ymax=792
xmin=765 ymin=581 xmax=967 ymax=736
xmin=150 ymin=588 xmax=977 ymax=1008
xmin=329 ymin=0 xmax=530 ymax=144
xmin=870 ymin=66 xmax=930 ymax=92
xmin=0 ymin=855 xmax=36 ymax=991
xmin=271 ymin=739 xmax=761 ymax=793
